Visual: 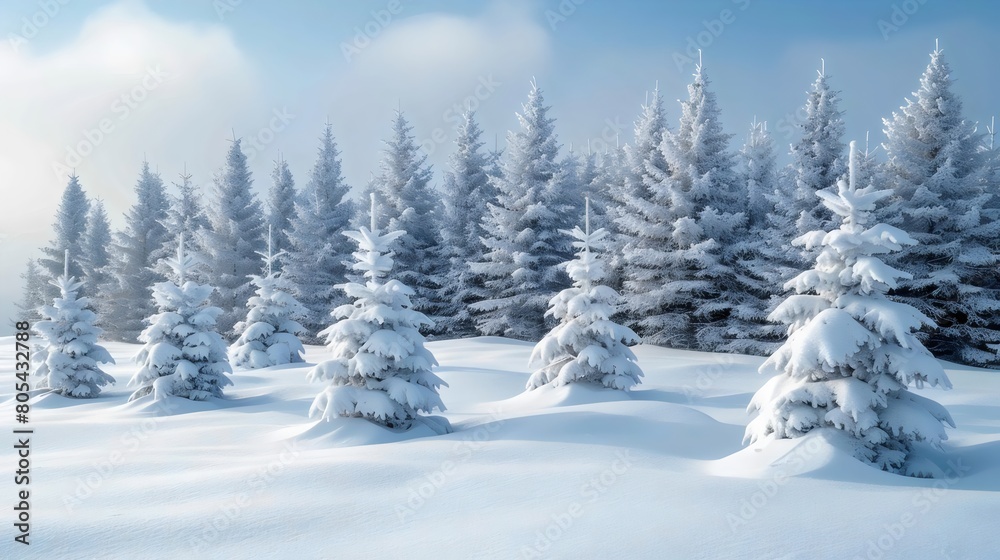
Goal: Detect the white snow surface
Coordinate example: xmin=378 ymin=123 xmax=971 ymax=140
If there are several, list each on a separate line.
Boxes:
xmin=2 ymin=336 xmax=998 ymax=559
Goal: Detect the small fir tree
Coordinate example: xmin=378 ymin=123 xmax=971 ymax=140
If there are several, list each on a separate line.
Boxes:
xmin=33 ymin=251 xmax=116 ymax=398
xmin=307 ymin=195 xmax=448 ymax=431
xmin=746 ymin=143 xmax=954 ymax=477
xmin=130 ymin=234 xmax=233 ymax=401
xmin=230 ymin=226 xmax=308 ymax=368
xmin=527 ymin=199 xmax=643 ymax=391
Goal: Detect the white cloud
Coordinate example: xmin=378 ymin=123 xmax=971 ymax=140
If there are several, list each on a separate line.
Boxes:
xmin=0 ymin=0 xmax=260 ymax=328
xmin=324 ymin=2 xmax=552 ymax=183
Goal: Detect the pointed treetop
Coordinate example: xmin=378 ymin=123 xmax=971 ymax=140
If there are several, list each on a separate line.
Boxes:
xmin=255 ymin=224 xmax=287 ymax=276
xmin=63 ymin=249 xmax=69 ymax=279
xmin=165 ymin=232 xmax=199 ymax=284
xmin=370 ymin=192 xmax=377 ymax=232
xmin=820 ymin=57 xmax=825 ymax=78
xmin=848 ymin=140 xmax=857 ymax=191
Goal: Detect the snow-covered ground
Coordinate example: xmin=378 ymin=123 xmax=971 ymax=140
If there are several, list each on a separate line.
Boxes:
xmin=2 ymin=336 xmax=998 ymax=559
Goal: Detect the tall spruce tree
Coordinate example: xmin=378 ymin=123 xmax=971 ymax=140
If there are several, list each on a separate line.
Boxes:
xmin=283 ymin=124 xmax=355 ymax=343
xmin=365 ymin=110 xmax=447 ymax=329
xmin=789 ymin=63 xmax=847 ymax=238
xmin=722 ymin=120 xmax=787 ymax=355
xmin=15 ymin=259 xmax=47 ymax=325
xmin=472 ymin=81 xmax=572 ymax=340
xmin=882 ymin=45 xmax=1000 ymax=366
xmin=80 ymin=200 xmax=113 ymax=308
xmin=39 ymin=175 xmax=89 ymax=301
xmin=438 ymin=110 xmax=494 ymax=338
xmin=103 ymin=162 xmax=171 ymax=341
xmin=157 ymin=169 xmax=211 ymax=281
xmin=623 ymin=64 xmax=742 ymax=349
xmin=200 ymin=139 xmax=267 ymax=340
xmin=616 ymin=86 xmax=671 ymax=328
xmin=267 ymin=156 xmax=297 ymax=265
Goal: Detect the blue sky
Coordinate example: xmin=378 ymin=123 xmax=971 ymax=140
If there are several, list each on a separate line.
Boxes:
xmin=1 ymin=0 xmax=998 ymax=331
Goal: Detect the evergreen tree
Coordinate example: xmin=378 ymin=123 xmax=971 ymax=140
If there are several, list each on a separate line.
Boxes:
xmin=721 ymin=120 xmax=787 ymax=355
xmin=624 ymin=64 xmax=742 ymax=349
xmin=307 ymin=196 xmax=448 ymax=432
xmin=230 ymin=228 xmax=308 ymax=368
xmin=788 ymin=64 xmax=846 ymax=238
xmin=16 ymin=259 xmax=47 ymax=325
xmin=32 ymin=251 xmax=115 ymax=398
xmin=437 ymin=110 xmax=494 ymax=338
xmin=616 ymin=86 xmax=671 ymax=326
xmin=130 ymin=234 xmax=233 ymax=401
xmin=157 ymin=169 xmax=210 ymax=281
xmin=200 ymin=139 xmax=267 ymax=340
xmin=103 ymin=162 xmax=171 ymax=341
xmin=472 ymin=81 xmax=572 ymax=340
xmin=267 ymin=157 xmax=297 ymax=265
xmin=746 ymin=143 xmax=954 ymax=477
xmin=39 ymin=175 xmax=89 ymax=300
xmin=283 ymin=124 xmax=355 ymax=343
xmin=527 ymin=199 xmax=643 ymax=391
xmin=882 ymin=45 xmax=1000 ymax=366
xmin=79 ymin=200 xmax=113 ymax=307
xmin=365 ymin=110 xmax=447 ymax=328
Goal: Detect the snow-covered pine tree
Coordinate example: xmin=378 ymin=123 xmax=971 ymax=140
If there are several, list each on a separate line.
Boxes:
xmin=230 ymin=226 xmax=307 ymax=368
xmin=79 ymin=200 xmax=112 ymax=309
xmin=788 ymin=61 xmax=846 ymax=238
xmin=283 ymin=124 xmax=355 ymax=343
xmin=527 ymin=198 xmax=643 ymax=391
xmin=746 ymin=142 xmax=954 ymax=477
xmin=616 ymin=85 xmax=671 ymax=328
xmin=365 ymin=110 xmax=447 ymax=329
xmin=307 ymin=195 xmax=447 ymax=431
xmin=38 ymin=175 xmax=89 ymax=301
xmin=200 ymin=138 xmax=267 ymax=340
xmin=15 ymin=259 xmax=46 ymax=324
xmin=33 ymin=251 xmax=115 ymax=398
xmin=882 ymin=44 xmax=1000 ymax=367
xmin=721 ymin=120 xmax=787 ymax=355
xmin=472 ymin=81 xmax=573 ymax=340
xmin=156 ymin=169 xmax=210 ymax=282
xmin=627 ymin=62 xmax=744 ymax=350
xmin=266 ymin=156 xmax=297 ymax=267
xmin=130 ymin=234 xmax=233 ymax=401
xmin=437 ymin=109 xmax=495 ymax=338
xmin=103 ymin=162 xmax=171 ymax=341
